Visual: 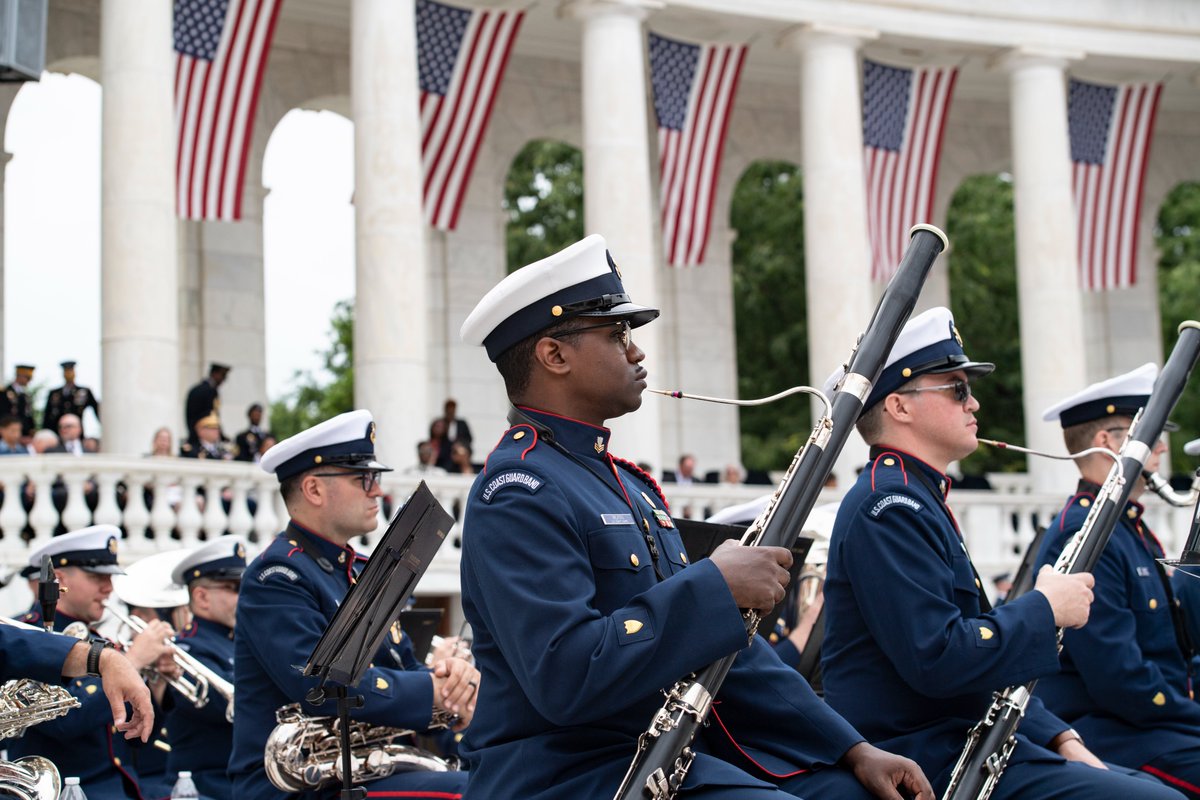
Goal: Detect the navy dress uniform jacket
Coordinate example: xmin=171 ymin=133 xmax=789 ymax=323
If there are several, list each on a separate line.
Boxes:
xmin=459 ymin=408 xmax=864 ymax=800
xmin=167 ymin=616 xmax=236 ymax=800
xmin=823 ymin=449 xmax=1068 ymax=789
xmin=1036 ymin=485 xmax=1200 ymax=769
xmin=43 ymin=384 xmax=100 ymax=434
xmin=230 ymin=523 xmax=466 ymax=800
xmin=0 ymin=383 xmax=37 ymax=436
xmin=0 ymin=622 xmax=77 ymax=682
xmin=8 ymin=607 xmax=145 ymax=799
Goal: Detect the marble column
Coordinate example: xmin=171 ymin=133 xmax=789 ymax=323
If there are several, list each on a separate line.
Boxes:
xmin=999 ymin=48 xmax=1088 ymax=491
xmin=352 ymin=0 xmax=429 ymax=468
xmin=100 ymin=0 xmax=178 ymax=455
xmin=0 ymin=151 xmax=10 ymax=375
xmin=565 ymin=0 xmax=664 ymax=471
xmin=784 ymin=23 xmax=878 ymax=486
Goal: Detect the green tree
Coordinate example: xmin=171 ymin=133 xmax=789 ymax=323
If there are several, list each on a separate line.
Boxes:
xmin=1157 ymin=181 xmax=1200 ymax=472
xmin=729 ymin=161 xmax=809 ymax=471
xmin=503 ymin=140 xmax=584 ymax=273
xmin=269 ymin=299 xmax=355 ymax=440
xmin=946 ymin=173 xmax=1023 ymax=476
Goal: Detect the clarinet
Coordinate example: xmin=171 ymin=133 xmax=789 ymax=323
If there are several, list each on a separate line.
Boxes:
xmin=613 ymin=224 xmax=947 ymax=800
xmin=942 ymin=320 xmax=1200 ymax=800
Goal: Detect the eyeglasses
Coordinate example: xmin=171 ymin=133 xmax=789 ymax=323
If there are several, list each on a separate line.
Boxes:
xmin=550 ymin=320 xmax=632 ymax=351
xmin=312 ymin=470 xmax=383 ymax=493
xmin=896 ymin=379 xmax=973 ymax=404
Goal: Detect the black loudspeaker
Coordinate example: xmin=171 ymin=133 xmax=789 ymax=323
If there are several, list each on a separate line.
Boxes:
xmin=0 ymin=0 xmax=46 ymax=83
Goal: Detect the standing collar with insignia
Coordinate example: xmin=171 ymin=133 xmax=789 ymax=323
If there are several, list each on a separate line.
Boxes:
xmin=516 ymin=407 xmax=613 ymax=461
xmin=869 ymin=445 xmax=953 ymax=498
xmin=285 ymin=522 xmax=359 ymax=567
xmin=1073 ymin=478 xmax=1144 ymax=521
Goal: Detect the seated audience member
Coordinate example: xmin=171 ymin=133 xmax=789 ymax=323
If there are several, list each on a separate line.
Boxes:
xmin=449 ymin=442 xmax=476 ymax=475
xmin=0 ymin=415 xmax=29 ymax=454
xmin=30 ymin=429 xmax=60 ymax=454
xmin=404 ymin=440 xmax=447 ymax=476
xmin=720 ymin=463 xmax=746 ymax=485
xmin=181 ymin=414 xmax=234 ymax=460
xmin=148 ymin=427 xmax=174 ymax=457
xmin=663 ymin=453 xmax=700 ymax=484
xmin=50 ymin=413 xmax=87 ymax=455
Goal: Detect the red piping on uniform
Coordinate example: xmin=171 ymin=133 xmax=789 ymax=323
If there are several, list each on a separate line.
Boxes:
xmin=870 ymin=450 xmax=909 ymax=490
xmin=516 ymin=405 xmax=611 ymax=434
xmin=711 ymin=705 xmax=807 ymax=779
xmin=287 ymin=547 xmax=302 ymax=558
xmin=483 ymin=424 xmax=538 ymax=472
xmin=1060 ymin=492 xmax=1096 ymax=532
xmin=1143 ymin=765 xmax=1200 ymax=794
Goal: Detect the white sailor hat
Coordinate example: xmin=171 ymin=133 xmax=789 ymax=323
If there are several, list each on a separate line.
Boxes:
xmin=260 ymin=409 xmax=392 ymax=482
xmin=461 ymin=234 xmax=660 ymax=362
xmin=1042 ymin=363 xmax=1177 ymax=430
xmin=112 ymin=549 xmax=190 ymax=609
xmin=823 ymin=306 xmax=994 ymax=410
xmin=1185 ymin=438 xmax=1200 ymax=457
xmin=171 ymin=536 xmax=248 ymax=586
xmin=28 ymin=524 xmax=125 ymax=575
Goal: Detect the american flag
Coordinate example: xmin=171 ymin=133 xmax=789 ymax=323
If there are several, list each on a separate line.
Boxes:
xmin=650 ymin=33 xmax=747 ymax=268
xmin=862 ymin=60 xmax=957 ymax=282
xmin=174 ymin=0 xmax=283 ymax=221
xmin=1069 ymin=79 xmax=1162 ymax=290
xmin=418 ymin=0 xmax=524 ymax=231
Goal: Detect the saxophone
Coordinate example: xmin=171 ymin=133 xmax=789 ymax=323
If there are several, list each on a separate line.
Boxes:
xmin=0 ymin=678 xmax=82 ymax=739
xmin=0 ymin=756 xmax=62 ymax=800
xmin=264 ymin=704 xmax=459 ymax=792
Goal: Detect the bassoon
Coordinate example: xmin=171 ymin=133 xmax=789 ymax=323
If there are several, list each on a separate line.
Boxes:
xmin=613 ymin=225 xmax=948 ymax=800
xmin=942 ymin=320 xmax=1200 ymax=800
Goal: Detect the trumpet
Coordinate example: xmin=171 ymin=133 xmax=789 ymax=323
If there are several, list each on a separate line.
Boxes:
xmin=104 ymin=602 xmax=235 ymax=722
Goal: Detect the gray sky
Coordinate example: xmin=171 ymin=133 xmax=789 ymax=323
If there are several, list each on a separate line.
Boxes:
xmin=3 ymin=72 xmax=355 ymax=428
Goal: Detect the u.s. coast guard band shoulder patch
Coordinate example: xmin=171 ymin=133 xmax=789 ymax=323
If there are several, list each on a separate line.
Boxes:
xmin=481 ymin=470 xmax=544 ymax=503
xmin=257 ymin=564 xmax=300 ymax=583
xmin=868 ymin=494 xmax=923 ymax=518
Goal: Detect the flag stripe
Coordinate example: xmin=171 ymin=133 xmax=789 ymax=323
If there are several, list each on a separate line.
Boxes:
xmin=418 ymin=0 xmax=524 ymax=231
xmin=175 ymin=0 xmax=282 ymax=221
xmin=1069 ymin=79 xmax=1162 ymax=289
xmin=652 ymin=35 xmax=748 ymax=267
xmin=862 ymin=61 xmax=958 ymax=282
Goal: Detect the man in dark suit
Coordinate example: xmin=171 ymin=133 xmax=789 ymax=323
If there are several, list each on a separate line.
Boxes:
xmin=0 ymin=364 xmax=37 ymax=439
xmin=184 ymin=363 xmax=231 ymax=447
xmin=42 ymin=361 xmax=101 ymax=436
xmin=442 ymin=398 xmax=472 ymax=449
xmin=234 ymin=403 xmax=267 ymax=462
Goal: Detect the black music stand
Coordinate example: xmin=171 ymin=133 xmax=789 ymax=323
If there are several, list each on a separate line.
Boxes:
xmin=302 ymin=482 xmax=455 ymax=800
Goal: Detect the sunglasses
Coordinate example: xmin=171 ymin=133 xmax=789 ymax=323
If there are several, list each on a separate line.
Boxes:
xmin=896 ymin=379 xmax=973 ymax=404
xmin=312 ymin=470 xmax=383 ymax=493
xmin=550 ymin=320 xmax=632 ymax=351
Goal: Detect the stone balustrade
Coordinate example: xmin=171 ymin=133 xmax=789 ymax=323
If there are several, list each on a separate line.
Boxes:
xmin=0 ymin=457 xmax=1193 ymax=615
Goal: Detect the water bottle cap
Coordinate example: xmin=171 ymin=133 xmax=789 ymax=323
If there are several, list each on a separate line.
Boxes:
xmin=65 ymin=777 xmax=81 ymax=785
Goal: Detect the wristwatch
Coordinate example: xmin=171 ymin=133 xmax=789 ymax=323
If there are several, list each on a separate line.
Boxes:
xmin=85 ymin=639 xmax=109 ymax=677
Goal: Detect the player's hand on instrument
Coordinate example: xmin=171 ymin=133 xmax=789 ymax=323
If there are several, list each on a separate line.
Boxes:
xmin=708 ymin=540 xmax=792 ymax=614
xmin=1034 ymin=567 xmax=1095 ymax=629
xmin=1055 ymin=737 xmax=1107 ymax=769
xmin=841 ymin=741 xmax=935 ymax=800
xmin=98 ymin=649 xmax=154 ymax=742
xmin=432 ymin=656 xmax=479 ymax=729
xmin=126 ymin=619 xmax=175 ymax=670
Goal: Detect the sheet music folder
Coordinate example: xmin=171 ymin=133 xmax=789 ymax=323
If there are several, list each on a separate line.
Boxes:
xmin=303 ymin=481 xmax=455 ymax=688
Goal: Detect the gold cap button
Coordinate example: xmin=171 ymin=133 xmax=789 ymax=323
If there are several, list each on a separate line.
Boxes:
xmin=551 ymin=305 xmax=563 ymax=317
xmin=901 ymin=367 xmax=912 ymax=377
xmin=630 ymin=554 xmax=640 ymax=567
xmin=513 ymin=430 xmax=525 ymax=440
xmin=883 ymin=458 xmax=895 ymax=466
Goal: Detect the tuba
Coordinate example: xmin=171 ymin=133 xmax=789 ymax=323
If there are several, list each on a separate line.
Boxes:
xmin=264 ymin=704 xmax=459 ymax=792
xmin=0 ymin=756 xmax=62 ymax=800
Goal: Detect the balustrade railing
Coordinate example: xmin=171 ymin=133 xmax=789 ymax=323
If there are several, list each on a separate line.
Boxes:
xmin=0 ymin=457 xmax=1192 ymax=615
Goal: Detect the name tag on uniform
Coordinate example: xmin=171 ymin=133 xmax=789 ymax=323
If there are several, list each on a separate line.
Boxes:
xmin=602 ymin=513 xmax=636 ymax=526
xmin=1137 ymin=566 xmax=1152 ymax=577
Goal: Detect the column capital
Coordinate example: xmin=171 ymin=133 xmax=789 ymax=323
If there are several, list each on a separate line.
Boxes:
xmin=780 ymin=22 xmax=879 ymax=53
xmin=992 ymin=46 xmax=1085 ymax=74
xmin=560 ymin=0 xmax=664 ymax=23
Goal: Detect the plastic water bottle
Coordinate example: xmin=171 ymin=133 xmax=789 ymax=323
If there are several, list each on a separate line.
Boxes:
xmin=170 ymin=770 xmax=200 ymax=799
xmin=60 ymin=777 xmax=88 ymax=799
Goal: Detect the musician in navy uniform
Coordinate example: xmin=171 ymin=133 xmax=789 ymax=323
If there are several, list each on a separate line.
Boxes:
xmin=821 ymin=307 xmax=1182 ymax=800
xmin=164 ymin=536 xmax=245 ymax=800
xmin=0 ymin=363 xmax=37 ymax=438
xmin=230 ymin=410 xmax=476 ymax=800
xmin=1173 ymin=438 xmax=1200 ymax=650
xmin=10 ymin=525 xmax=176 ymax=799
xmin=456 ymin=234 xmax=933 ymax=800
xmin=1035 ymin=366 xmax=1200 ymax=797
xmin=42 ymin=360 xmax=101 ymax=436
